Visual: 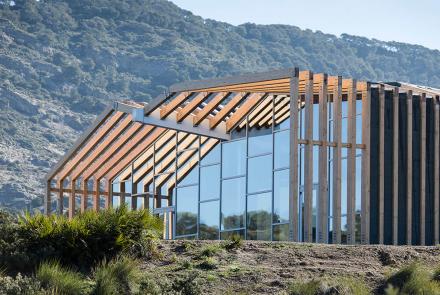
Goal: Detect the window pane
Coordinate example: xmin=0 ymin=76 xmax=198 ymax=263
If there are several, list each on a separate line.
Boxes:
xmin=220 ymin=229 xmax=245 ymax=240
xmin=176 ymin=185 xmax=198 ymax=236
xmin=274 ymin=169 xmax=289 ymax=223
xmin=221 ymin=177 xmax=245 ymax=230
xmin=248 ymin=128 xmax=272 ymax=156
xmin=201 ymin=143 xmax=220 ymax=165
xmin=222 ymin=139 xmax=246 ymax=178
xmin=248 ymin=155 xmax=272 ymax=194
xmin=199 ymin=200 xmax=219 ymax=240
xmin=274 ymin=130 xmax=289 ymax=169
xmin=177 ymin=152 xmax=199 ymax=187
xmin=247 ymin=192 xmax=272 ymax=240
xmin=273 ymin=224 xmax=290 ymax=241
xmin=200 ymin=164 xmax=220 ymax=201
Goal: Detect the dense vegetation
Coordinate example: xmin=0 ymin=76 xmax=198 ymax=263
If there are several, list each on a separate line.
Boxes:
xmin=1 ymin=0 xmax=440 ymax=209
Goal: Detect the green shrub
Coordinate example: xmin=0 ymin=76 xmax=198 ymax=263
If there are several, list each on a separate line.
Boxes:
xmin=221 ymin=234 xmax=243 ymax=251
xmin=289 ymin=279 xmax=323 ymax=295
xmin=0 ymin=273 xmax=43 ymax=295
xmin=36 ymin=261 xmax=90 ymax=295
xmin=2 ymin=206 xmax=162 ymax=273
xmin=199 ymin=244 xmax=222 ymax=258
xmin=171 ymin=272 xmax=201 ymax=295
xmin=385 ymin=263 xmax=440 ymax=294
xmin=92 ymin=255 xmax=141 ymax=295
xmin=289 ymin=276 xmax=370 ymax=295
xmin=198 ymin=257 xmax=218 ymax=270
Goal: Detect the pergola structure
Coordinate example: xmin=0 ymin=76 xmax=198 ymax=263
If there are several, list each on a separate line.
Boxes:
xmin=45 ymin=68 xmax=440 ymax=245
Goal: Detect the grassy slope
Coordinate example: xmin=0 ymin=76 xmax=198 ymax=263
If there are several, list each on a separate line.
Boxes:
xmin=143 ymin=240 xmax=440 ymax=294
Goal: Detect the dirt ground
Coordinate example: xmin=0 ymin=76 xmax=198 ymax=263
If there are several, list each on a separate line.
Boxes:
xmin=141 ymin=240 xmax=440 ymax=294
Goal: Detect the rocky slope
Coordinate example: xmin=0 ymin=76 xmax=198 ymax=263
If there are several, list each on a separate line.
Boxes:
xmin=1 ymin=0 xmax=440 ymax=211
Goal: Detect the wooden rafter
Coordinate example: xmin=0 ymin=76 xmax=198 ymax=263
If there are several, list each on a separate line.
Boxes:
xmin=225 ymin=93 xmax=266 ymax=132
xmin=192 ymin=92 xmax=230 ymax=126
xmin=160 ymin=92 xmax=191 ymax=119
xmin=176 ymin=92 xmax=211 ymax=122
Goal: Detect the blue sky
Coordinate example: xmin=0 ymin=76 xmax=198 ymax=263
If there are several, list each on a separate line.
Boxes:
xmin=171 ymin=0 xmax=440 ymax=51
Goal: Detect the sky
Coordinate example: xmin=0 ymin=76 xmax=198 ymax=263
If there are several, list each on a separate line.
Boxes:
xmin=171 ymin=0 xmax=440 ymax=51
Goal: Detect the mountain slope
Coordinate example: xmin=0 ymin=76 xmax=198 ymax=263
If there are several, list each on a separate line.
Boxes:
xmin=1 ymin=0 xmax=440 ymax=210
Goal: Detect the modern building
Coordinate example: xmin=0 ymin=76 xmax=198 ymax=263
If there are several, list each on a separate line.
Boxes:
xmin=45 ymin=68 xmax=440 ymax=245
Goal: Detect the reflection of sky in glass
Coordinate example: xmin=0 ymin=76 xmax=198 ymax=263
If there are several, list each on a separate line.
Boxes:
xmin=248 ymin=127 xmax=272 ymax=156
xmin=201 ymin=143 xmax=220 ymax=165
xmin=248 ymin=155 xmax=272 ymax=194
xmin=200 ymin=200 xmax=219 ymax=230
xmin=222 ymin=139 xmax=246 ymax=178
xmin=274 ymin=169 xmax=289 ymax=223
xmin=274 ymin=130 xmax=289 ymax=169
xmin=200 ymin=164 xmax=220 ymax=201
xmin=221 ymin=177 xmax=245 ymax=230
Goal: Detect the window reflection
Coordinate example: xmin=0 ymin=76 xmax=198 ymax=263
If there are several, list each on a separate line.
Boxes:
xmin=248 ymin=127 xmax=272 ymax=156
xmin=221 ymin=229 xmax=245 ymax=240
xmin=200 ymin=165 xmax=220 ymax=201
xmin=274 ymin=169 xmax=289 ymax=224
xmin=247 ymin=192 xmax=272 ymax=240
xmin=222 ymin=140 xmax=246 ymax=178
xmin=274 ymin=130 xmax=289 ymax=169
xmin=221 ymin=177 xmax=245 ymax=230
xmin=273 ymin=223 xmax=290 ymax=241
xmin=248 ymin=155 xmax=272 ymax=194
xmin=176 ymin=185 xmax=198 ymax=236
xmin=199 ymin=200 xmax=219 ymax=240
xmin=201 ymin=143 xmax=220 ymax=165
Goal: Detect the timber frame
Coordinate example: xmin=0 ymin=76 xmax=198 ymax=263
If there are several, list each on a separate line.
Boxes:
xmin=45 ymin=68 xmax=440 ymax=245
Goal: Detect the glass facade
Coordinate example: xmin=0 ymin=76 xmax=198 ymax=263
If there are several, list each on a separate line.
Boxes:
xmin=109 ymin=94 xmax=367 ymax=243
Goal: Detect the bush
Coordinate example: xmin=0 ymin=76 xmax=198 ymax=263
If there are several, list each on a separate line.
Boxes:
xmin=1 ymin=206 xmax=163 ymax=273
xmin=92 ymin=256 xmax=141 ymax=295
xmin=289 ymin=276 xmax=370 ymax=295
xmin=198 ymin=257 xmax=218 ymax=270
xmin=385 ymin=263 xmax=440 ymax=294
xmin=36 ymin=261 xmax=90 ymax=295
xmin=199 ymin=244 xmax=222 ymax=258
xmin=221 ymin=235 xmax=243 ymax=251
xmin=0 ymin=273 xmax=43 ymax=295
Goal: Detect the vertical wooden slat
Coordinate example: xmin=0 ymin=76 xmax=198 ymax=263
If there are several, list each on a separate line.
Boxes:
xmin=318 ymin=74 xmax=328 ymax=243
xmin=332 ymin=76 xmax=343 ymax=244
xmin=361 ymin=82 xmax=371 ymax=244
xmin=105 ymin=179 xmax=112 ymax=210
xmin=45 ymin=181 xmax=51 ymax=215
xmin=93 ymin=180 xmax=100 ymax=211
xmin=120 ymin=181 xmax=126 ymax=208
xmin=131 ymin=164 xmax=137 ymax=210
xmin=420 ymin=93 xmax=426 ymax=245
xmin=435 ymin=96 xmax=440 ymax=245
xmin=69 ymin=180 xmax=75 ymax=219
xmin=347 ymin=79 xmax=357 ymax=244
xmin=303 ymin=72 xmax=314 ymax=242
xmin=392 ymin=87 xmax=399 ymax=245
xmin=378 ymin=84 xmax=385 ymax=244
xmin=289 ymin=69 xmax=300 ymax=242
xmin=57 ymin=180 xmax=64 ymax=215
xmin=81 ymin=180 xmax=87 ymax=213
xmin=407 ymin=90 xmax=413 ymax=245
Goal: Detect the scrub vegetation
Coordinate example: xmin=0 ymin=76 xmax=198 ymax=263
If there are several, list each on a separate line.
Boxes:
xmin=2 ymin=208 xmax=440 ymax=294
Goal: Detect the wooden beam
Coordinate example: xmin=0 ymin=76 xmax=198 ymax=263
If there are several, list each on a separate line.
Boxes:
xmin=93 ymin=180 xmax=100 ymax=211
xmin=331 ymin=76 xmax=343 ymax=244
xmin=435 ymin=97 xmax=440 ymax=245
xmin=378 ymin=84 xmax=385 ymax=244
xmin=407 ymin=90 xmax=413 ymax=245
xmin=289 ymin=71 xmax=300 ymax=241
xmin=81 ymin=181 xmax=87 ymax=213
xmin=209 ymin=92 xmax=248 ymax=129
xmin=70 ymin=116 xmax=134 ymax=181
xmin=420 ymin=93 xmax=426 ymax=245
xmin=303 ymin=71 xmax=314 ymax=242
xmin=392 ymin=87 xmax=399 ymax=245
xmin=159 ymin=92 xmax=191 ymax=119
xmin=347 ymin=79 xmax=357 ymax=244
xmin=258 ymin=96 xmax=290 ymax=127
xmin=56 ymin=112 xmax=125 ymax=181
xmin=225 ymin=93 xmax=266 ymax=132
xmin=82 ymin=123 xmax=146 ymax=180
xmin=176 ymin=92 xmax=212 ymax=122
xmin=57 ymin=180 xmax=64 ymax=215
xmin=318 ymin=74 xmax=328 ymax=243
xmin=361 ymin=82 xmax=371 ymax=244
xmin=193 ymin=92 xmax=231 ymax=126
xmin=99 ymin=127 xmax=164 ymax=181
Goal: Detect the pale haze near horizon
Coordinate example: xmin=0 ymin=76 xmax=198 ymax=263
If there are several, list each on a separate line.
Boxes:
xmin=171 ymin=0 xmax=440 ymax=51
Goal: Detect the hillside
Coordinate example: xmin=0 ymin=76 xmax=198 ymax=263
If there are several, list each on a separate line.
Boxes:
xmin=1 ymin=0 xmax=440 ymax=210
xmin=144 ymin=240 xmax=440 ymax=294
